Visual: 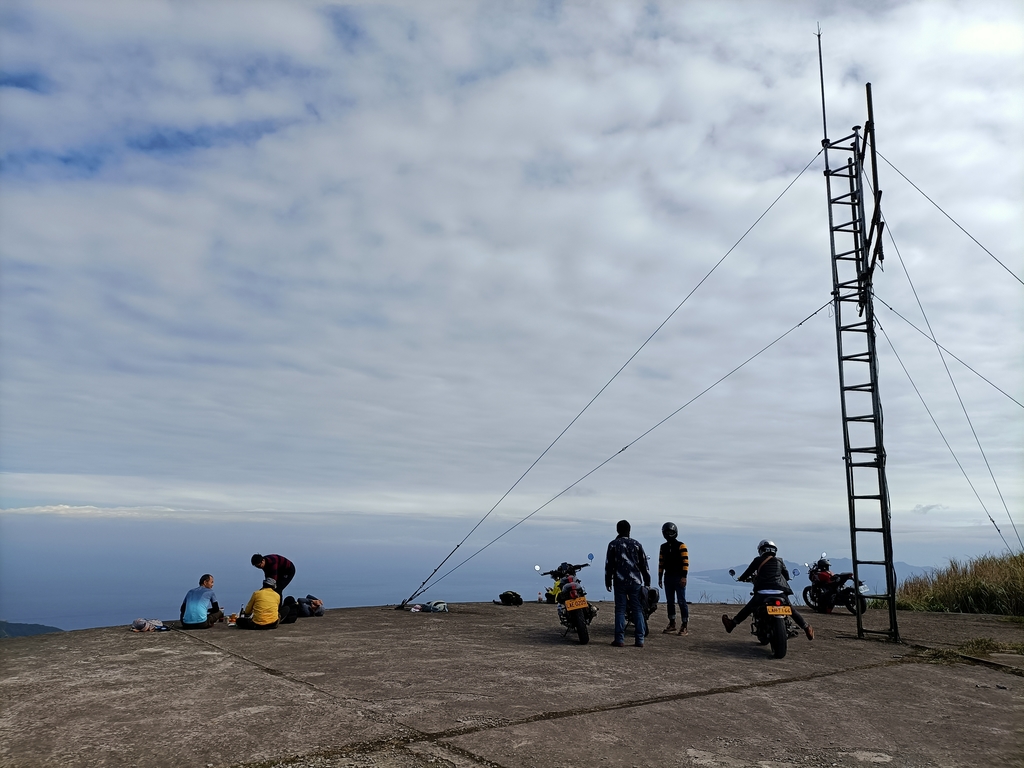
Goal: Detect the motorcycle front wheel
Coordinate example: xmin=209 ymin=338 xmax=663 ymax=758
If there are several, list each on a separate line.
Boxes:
xmin=571 ymin=609 xmax=590 ymax=645
xmin=802 ymin=586 xmax=821 ymax=613
xmin=769 ymin=616 xmax=788 ymax=659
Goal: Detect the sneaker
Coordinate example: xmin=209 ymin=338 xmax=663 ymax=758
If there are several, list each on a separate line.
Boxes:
xmin=610 ymin=640 xmax=625 ymax=647
xmin=662 ymin=622 xmax=676 ymax=634
xmin=677 ymin=624 xmax=688 ymax=636
xmin=721 ymin=614 xmax=736 ymax=633
xmin=804 ymin=625 xmax=815 ymax=641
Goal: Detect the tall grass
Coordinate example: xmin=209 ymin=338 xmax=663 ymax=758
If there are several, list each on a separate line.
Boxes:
xmin=894 ymin=552 xmax=1024 ymax=615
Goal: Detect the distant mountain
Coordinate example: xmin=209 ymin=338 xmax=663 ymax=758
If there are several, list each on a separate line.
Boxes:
xmin=0 ymin=620 xmax=64 ymax=638
xmin=692 ymin=558 xmax=934 ymax=592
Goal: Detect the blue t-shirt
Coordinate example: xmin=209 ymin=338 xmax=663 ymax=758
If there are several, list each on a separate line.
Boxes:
xmin=182 ymin=586 xmax=217 ymax=624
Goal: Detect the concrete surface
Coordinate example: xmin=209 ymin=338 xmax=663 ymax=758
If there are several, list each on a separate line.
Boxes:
xmin=1 ymin=603 xmax=1021 ymax=768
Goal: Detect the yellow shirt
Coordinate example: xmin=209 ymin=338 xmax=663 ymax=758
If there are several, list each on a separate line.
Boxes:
xmin=244 ymin=587 xmax=281 ymax=625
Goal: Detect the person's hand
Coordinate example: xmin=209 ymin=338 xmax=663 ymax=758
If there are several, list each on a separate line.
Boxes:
xmin=606 ymin=585 xmax=612 ymax=593
xmin=681 ymin=578 xmax=687 ymax=586
xmin=658 ymin=580 xmax=663 ymax=589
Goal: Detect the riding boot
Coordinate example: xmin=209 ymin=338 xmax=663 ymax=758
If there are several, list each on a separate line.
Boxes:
xmin=662 ymin=621 xmax=676 ymax=634
xmin=677 ymin=621 xmax=688 ymax=635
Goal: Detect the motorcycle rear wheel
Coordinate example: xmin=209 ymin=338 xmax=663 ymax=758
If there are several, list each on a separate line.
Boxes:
xmin=844 ymin=592 xmax=867 ymax=615
xmin=572 ymin=609 xmax=590 ymax=645
xmin=769 ymin=616 xmax=788 ymax=659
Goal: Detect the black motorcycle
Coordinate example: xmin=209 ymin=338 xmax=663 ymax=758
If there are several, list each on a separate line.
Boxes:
xmin=730 ymin=568 xmax=800 ymax=659
xmin=536 ymin=557 xmax=599 ymax=645
xmin=803 ymin=552 xmax=869 ymax=615
xmin=626 ymin=585 xmax=660 ymax=636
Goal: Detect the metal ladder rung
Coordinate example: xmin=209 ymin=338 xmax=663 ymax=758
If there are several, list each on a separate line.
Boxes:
xmin=856 ymin=560 xmax=888 ymax=566
xmin=855 ymin=527 xmax=885 ymax=533
xmin=845 ymin=415 xmax=876 ymax=422
xmin=852 ymin=494 xmax=882 ymax=500
xmin=849 ymin=446 xmax=880 ymax=454
xmin=842 ymin=383 xmax=873 ymax=391
xmin=849 ymin=460 xmax=879 ymax=468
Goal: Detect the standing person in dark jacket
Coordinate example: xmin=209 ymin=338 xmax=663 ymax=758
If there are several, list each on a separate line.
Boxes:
xmin=605 ymin=519 xmax=651 ymax=648
xmin=722 ymin=539 xmax=813 ymax=640
xmin=251 ymin=553 xmax=295 ymax=595
xmin=658 ymin=523 xmax=689 ymax=635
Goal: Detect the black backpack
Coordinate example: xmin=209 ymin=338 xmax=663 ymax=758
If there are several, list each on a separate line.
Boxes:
xmin=498 ymin=590 xmax=523 ymax=606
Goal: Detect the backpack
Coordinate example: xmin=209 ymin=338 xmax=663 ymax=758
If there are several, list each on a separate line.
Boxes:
xmin=498 ymin=591 xmax=523 ymax=606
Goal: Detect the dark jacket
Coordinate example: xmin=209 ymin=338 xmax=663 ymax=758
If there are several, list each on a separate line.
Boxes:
xmin=737 ymin=554 xmax=793 ymax=595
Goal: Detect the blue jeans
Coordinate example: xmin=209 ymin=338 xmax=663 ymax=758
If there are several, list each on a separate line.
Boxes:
xmin=613 ymin=583 xmax=646 ymax=644
xmin=664 ymin=575 xmax=688 ymax=624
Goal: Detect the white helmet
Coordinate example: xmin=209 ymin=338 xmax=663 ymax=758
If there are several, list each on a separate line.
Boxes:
xmin=757 ymin=539 xmax=777 ymax=556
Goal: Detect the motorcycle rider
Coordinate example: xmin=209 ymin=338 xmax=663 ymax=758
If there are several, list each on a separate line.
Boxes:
xmin=722 ymin=540 xmax=814 ymax=640
xmin=658 ymin=522 xmax=689 ymax=635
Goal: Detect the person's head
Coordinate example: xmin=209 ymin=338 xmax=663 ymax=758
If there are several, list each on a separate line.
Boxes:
xmin=757 ymin=539 xmax=777 ymax=556
xmin=251 ymin=554 xmax=265 ymax=568
xmin=263 ymin=577 xmax=276 ymax=589
xmin=311 ymin=599 xmax=323 ymax=609
xmin=199 ymin=574 xmax=214 ymax=588
xmin=616 ymin=520 xmax=631 ymax=537
xmin=662 ymin=522 xmax=678 ymax=541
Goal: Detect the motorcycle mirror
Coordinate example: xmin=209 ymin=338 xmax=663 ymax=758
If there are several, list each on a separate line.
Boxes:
xmin=728 ymin=569 xmax=736 ymax=577
xmin=587 ymin=553 xmax=594 ymax=561
xmin=534 ymin=565 xmax=541 ymax=571
xmin=792 ymin=568 xmax=800 ymax=576
xmin=821 ymin=552 xmax=827 ymax=558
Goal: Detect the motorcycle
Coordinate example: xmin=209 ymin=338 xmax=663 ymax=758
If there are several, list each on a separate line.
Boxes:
xmin=536 ymin=555 xmax=599 ymax=645
xmin=729 ymin=568 xmax=801 ymax=659
xmin=626 ymin=585 xmax=660 ymax=636
xmin=802 ymin=552 xmax=869 ymax=615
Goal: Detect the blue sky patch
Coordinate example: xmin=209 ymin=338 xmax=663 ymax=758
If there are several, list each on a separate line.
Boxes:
xmin=127 ymin=119 xmax=287 ymax=154
xmin=0 ymin=71 xmax=53 ymax=93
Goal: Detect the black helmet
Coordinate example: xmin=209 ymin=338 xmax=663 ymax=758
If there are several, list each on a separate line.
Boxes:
xmin=816 ymin=558 xmax=830 ymax=570
xmin=662 ymin=522 xmax=678 ymax=540
xmin=757 ymin=539 xmax=777 ymax=556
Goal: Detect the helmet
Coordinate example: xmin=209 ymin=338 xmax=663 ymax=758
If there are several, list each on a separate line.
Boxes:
xmin=816 ymin=558 xmax=830 ymax=570
xmin=757 ymin=539 xmax=777 ymax=556
xmin=662 ymin=522 xmax=678 ymax=540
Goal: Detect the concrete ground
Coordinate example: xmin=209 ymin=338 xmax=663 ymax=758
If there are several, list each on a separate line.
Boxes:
xmin=1 ymin=602 xmax=1021 ymax=768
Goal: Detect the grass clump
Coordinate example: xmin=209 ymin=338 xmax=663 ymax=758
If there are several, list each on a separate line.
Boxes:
xmin=893 ymin=552 xmax=1024 ymax=615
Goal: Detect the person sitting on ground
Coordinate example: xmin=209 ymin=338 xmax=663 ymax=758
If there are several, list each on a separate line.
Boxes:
xmin=722 ymin=539 xmax=814 ymax=641
xmin=251 ymin=553 xmax=295 ymax=595
xmin=179 ymin=573 xmax=224 ymax=629
xmin=237 ymin=578 xmax=281 ymax=630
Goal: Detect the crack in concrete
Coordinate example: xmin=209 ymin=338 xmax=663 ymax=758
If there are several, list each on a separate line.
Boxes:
xmin=228 ymin=655 xmax=922 ymax=768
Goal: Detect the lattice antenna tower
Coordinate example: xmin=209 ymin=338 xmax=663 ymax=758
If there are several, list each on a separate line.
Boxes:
xmin=817 ymin=31 xmax=900 ymax=642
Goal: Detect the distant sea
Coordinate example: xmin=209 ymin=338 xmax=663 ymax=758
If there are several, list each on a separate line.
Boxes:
xmin=0 ymin=512 xmax=932 ymax=631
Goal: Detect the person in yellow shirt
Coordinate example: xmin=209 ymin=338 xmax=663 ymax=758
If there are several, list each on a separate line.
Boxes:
xmin=237 ymin=578 xmax=281 ymax=630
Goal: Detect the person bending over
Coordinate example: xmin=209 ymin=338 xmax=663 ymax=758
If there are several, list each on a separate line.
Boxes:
xmin=722 ymin=540 xmax=813 ymax=640
xmin=251 ymin=553 xmax=295 ymax=595
xmin=180 ymin=574 xmax=224 ymax=629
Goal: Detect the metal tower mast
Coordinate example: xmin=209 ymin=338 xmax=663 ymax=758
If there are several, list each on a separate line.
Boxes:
xmin=818 ymin=39 xmax=900 ymax=642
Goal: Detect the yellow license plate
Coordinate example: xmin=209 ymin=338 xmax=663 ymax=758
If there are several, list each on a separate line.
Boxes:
xmin=564 ymin=596 xmax=589 ymax=611
xmin=766 ymin=605 xmax=792 ymax=616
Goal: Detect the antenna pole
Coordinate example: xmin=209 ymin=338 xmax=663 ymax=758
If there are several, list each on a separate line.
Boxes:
xmin=816 ymin=24 xmax=828 ymax=145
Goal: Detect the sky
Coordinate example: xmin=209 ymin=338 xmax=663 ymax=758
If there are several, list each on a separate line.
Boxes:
xmin=1 ymin=1 xmax=1022 ymax=627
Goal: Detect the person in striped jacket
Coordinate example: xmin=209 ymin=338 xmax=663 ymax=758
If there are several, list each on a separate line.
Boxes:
xmin=658 ymin=522 xmax=689 ymax=635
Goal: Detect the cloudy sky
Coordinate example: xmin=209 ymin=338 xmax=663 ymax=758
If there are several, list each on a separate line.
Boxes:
xmin=1 ymin=0 xmax=1022 ymax=596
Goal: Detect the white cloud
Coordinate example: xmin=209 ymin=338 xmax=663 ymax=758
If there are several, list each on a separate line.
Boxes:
xmin=1 ymin=0 xmax=1021 ymax=568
